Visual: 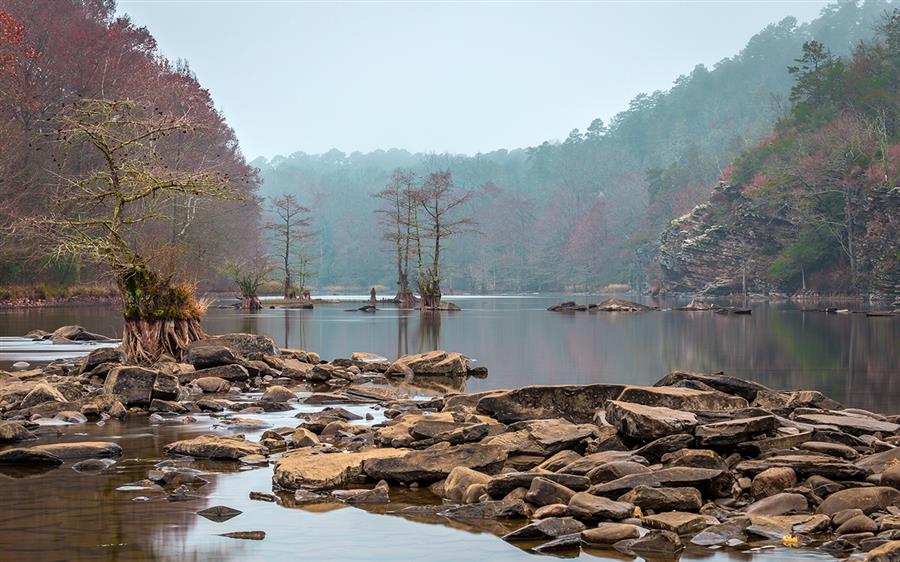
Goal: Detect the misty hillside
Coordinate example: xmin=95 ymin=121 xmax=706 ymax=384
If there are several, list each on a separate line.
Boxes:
xmin=256 ymin=0 xmax=893 ymax=292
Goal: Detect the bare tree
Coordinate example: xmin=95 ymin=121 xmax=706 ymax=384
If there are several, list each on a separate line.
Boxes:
xmin=266 ymin=194 xmax=315 ymax=299
xmin=220 ymin=254 xmax=274 ymax=311
xmin=374 ymin=169 xmax=418 ymax=307
xmin=18 ymin=99 xmax=242 ymax=363
xmin=416 ymin=171 xmax=474 ymax=310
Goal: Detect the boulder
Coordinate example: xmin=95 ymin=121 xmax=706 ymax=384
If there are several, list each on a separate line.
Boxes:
xmin=184 ymin=345 xmax=239 ymax=368
xmin=30 ymin=442 xmax=122 ymax=460
xmin=181 ymin=364 xmax=250 ymax=383
xmin=694 ymin=415 xmax=776 ymax=446
xmin=502 ymin=517 xmax=586 ymax=541
xmin=616 ymin=385 xmax=748 ymax=411
xmin=836 ymin=514 xmax=878 ymax=535
xmin=273 ymin=448 xmax=408 ymax=490
xmin=589 ymin=467 xmax=734 ymax=499
xmin=290 ymin=428 xmax=320 ymax=448
xmin=164 ymin=436 xmax=267 ymax=460
xmin=476 ymin=384 xmax=626 ymax=424
xmin=332 ymin=480 xmax=390 ymax=504
xmin=525 ymin=477 xmax=577 ymax=507
xmin=0 ymin=421 xmax=35 ymax=442
xmin=385 ymin=350 xmax=468 ymax=377
xmin=566 ymin=492 xmax=634 ymax=522
xmin=628 ymin=529 xmax=683 ymax=554
xmin=187 ymin=333 xmax=278 ymax=357
xmin=653 ymin=371 xmax=770 ymax=402
xmin=751 ymin=467 xmax=797 ymax=500
xmin=79 ymin=347 xmax=125 ymax=374
xmin=558 ymin=451 xmax=646 ymax=476
xmin=643 ymin=511 xmax=719 ymax=535
xmin=482 ymin=418 xmax=594 ymax=456
xmin=103 ymin=366 xmax=158 ymax=406
xmin=444 ymin=466 xmax=491 ymax=503
xmin=618 ymin=485 xmax=702 ymax=512
xmin=633 ymin=433 xmax=695 ymax=464
xmin=581 ymin=523 xmax=643 ymax=546
xmin=735 ymin=454 xmax=869 ymax=480
xmin=438 ymin=499 xmax=527 ymax=519
xmin=587 ymin=460 xmax=652 ymax=484
xmin=261 ymin=385 xmax=295 ymax=403
xmin=486 ymin=471 xmax=590 ymax=498
xmin=20 ymin=383 xmax=66 ymax=409
xmin=818 ymin=487 xmax=900 ymax=516
xmin=363 ymin=443 xmax=507 ymax=484
xmin=882 ymin=464 xmax=900 ymax=489
xmin=605 ymin=400 xmax=698 ymax=441
xmin=0 ymin=448 xmax=63 ymax=465
xmin=867 ymin=540 xmax=900 ymax=561
xmin=152 ymin=372 xmax=179 ymax=401
xmin=438 ymin=500 xmax=528 ymax=519
xmin=745 ymin=493 xmax=809 ymax=516
xmin=50 ymin=325 xmax=112 ymax=343
xmin=193 ymin=377 xmax=231 ymax=393
xmin=795 ymin=413 xmax=899 ymax=436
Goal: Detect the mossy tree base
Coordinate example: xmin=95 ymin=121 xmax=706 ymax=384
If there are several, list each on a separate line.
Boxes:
xmin=122 ymin=317 xmax=205 ymax=364
xmin=241 ymin=296 xmax=262 ymax=311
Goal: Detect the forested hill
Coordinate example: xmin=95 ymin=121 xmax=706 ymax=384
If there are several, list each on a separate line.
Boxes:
xmin=256 ymin=1 xmax=893 ymax=293
xmin=661 ymin=10 xmax=900 ymax=296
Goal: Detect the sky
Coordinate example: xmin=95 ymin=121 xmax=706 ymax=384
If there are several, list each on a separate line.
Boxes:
xmin=116 ymin=0 xmax=830 ymax=160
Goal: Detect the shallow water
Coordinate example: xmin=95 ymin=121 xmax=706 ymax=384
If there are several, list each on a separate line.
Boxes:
xmin=2 ymin=295 xmax=897 ymax=410
xmin=0 ymin=295 xmax=897 ymax=561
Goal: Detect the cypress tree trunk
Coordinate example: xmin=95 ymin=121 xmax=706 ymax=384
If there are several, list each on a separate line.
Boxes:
xmin=118 ymin=266 xmax=206 ymax=364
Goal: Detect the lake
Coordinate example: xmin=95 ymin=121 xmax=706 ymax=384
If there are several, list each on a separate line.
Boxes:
xmin=0 ymin=295 xmax=896 ymax=561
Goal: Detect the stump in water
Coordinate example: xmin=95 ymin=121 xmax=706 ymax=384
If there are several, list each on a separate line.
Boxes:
xmin=395 ymin=290 xmax=417 ymax=309
xmin=241 ymin=295 xmax=262 ymax=311
xmin=122 ymin=317 xmax=205 ymax=364
xmin=119 ymin=268 xmax=207 ymax=364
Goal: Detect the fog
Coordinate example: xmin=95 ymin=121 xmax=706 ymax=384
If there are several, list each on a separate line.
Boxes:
xmin=117 ymin=0 xmax=827 ymax=159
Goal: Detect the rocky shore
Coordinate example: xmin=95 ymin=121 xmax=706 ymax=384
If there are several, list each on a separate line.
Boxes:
xmin=1 ymin=330 xmax=899 ymax=560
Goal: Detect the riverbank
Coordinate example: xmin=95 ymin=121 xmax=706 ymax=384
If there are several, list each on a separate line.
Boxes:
xmin=0 ymin=332 xmax=898 ymax=561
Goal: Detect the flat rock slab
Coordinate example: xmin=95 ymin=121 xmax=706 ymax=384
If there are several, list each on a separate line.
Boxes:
xmin=616 ymin=385 xmax=748 ymax=411
xmin=0 ymin=448 xmax=63 ymax=465
xmin=618 ymin=485 xmax=702 ymax=512
xmin=566 ymin=491 xmax=634 ymax=522
xmin=606 ymin=400 xmax=698 ymax=441
xmin=363 ymin=443 xmax=507 ymax=484
xmin=188 ymin=333 xmax=278 ymax=356
xmin=502 ymin=517 xmax=586 ymax=541
xmin=653 ymin=371 xmax=770 ymax=402
xmin=438 ymin=499 xmax=527 ymax=520
xmin=30 ymin=442 xmax=123 ymax=460
xmin=735 ymin=454 xmax=869 ymax=480
xmin=794 ymin=413 xmax=899 ymax=436
xmin=589 ymin=467 xmax=734 ymax=499
xmin=487 ymin=471 xmax=589 ymax=498
xmin=274 ymin=448 xmax=408 ymax=490
xmin=164 ymin=436 xmax=267 ymax=461
xmin=745 ymin=492 xmax=809 ymax=516
xmin=476 ymin=384 xmax=626 ymax=424
xmin=643 ymin=511 xmax=720 ymax=535
xmin=695 ymin=415 xmax=776 ymax=446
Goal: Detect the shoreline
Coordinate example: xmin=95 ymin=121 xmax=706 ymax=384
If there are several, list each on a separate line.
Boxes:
xmin=0 ymin=334 xmax=898 ymax=560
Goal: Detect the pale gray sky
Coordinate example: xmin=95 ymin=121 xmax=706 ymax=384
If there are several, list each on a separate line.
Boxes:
xmin=117 ymin=1 xmax=829 ymax=159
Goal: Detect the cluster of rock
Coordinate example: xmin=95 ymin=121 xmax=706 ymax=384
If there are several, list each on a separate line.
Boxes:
xmin=548 ymin=299 xmax=653 ymax=313
xmin=264 ymin=372 xmax=900 ymax=559
xmin=0 ymin=330 xmax=484 ymax=465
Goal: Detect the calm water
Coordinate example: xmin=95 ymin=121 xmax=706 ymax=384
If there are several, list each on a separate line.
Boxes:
xmin=2 ymin=295 xmax=897 ymax=410
xmin=0 ymin=295 xmax=896 ymax=562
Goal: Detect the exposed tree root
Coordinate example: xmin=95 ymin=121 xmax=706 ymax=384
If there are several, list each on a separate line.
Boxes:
xmin=122 ymin=317 xmax=205 ymax=364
